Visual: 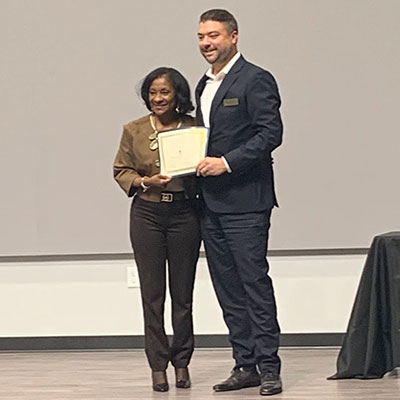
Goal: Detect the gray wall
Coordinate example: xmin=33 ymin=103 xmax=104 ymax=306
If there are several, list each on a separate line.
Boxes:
xmin=0 ymin=255 xmax=366 ymax=337
xmin=1 ymin=0 xmax=399 ymax=256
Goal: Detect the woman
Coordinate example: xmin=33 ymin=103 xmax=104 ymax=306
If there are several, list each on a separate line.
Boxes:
xmin=113 ymin=67 xmax=201 ymax=392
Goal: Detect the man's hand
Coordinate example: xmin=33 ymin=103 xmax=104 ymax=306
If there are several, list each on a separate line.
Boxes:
xmin=196 ymin=157 xmax=228 ymax=177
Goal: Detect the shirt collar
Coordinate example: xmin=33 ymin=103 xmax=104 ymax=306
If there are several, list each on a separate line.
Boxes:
xmin=205 ymin=52 xmax=241 ymax=81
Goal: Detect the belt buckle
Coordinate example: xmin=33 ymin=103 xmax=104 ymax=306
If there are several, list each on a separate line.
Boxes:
xmin=161 ymin=193 xmax=173 ymax=202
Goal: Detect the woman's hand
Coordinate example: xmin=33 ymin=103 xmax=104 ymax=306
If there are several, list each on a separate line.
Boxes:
xmin=145 ymin=174 xmax=172 ymax=188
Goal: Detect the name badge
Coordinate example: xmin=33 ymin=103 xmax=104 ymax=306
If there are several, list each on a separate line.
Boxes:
xmin=223 ymin=98 xmax=239 ymax=107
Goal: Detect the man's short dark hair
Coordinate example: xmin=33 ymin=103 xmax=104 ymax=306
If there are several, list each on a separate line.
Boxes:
xmin=200 ymin=9 xmax=238 ymax=33
xmin=140 ymin=67 xmax=194 ymax=115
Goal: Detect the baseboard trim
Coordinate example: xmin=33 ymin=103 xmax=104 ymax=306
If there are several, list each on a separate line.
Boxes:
xmin=0 ymin=333 xmax=344 ymax=351
xmin=0 ymin=248 xmax=368 ymax=263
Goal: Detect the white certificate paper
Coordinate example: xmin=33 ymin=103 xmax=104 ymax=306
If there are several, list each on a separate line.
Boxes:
xmin=158 ymin=127 xmax=209 ymax=177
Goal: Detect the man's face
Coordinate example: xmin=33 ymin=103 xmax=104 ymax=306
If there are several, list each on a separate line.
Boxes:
xmin=198 ymin=20 xmax=238 ymax=69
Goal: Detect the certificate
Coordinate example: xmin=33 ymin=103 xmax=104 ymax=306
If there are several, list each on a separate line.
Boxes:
xmin=158 ymin=127 xmax=209 ymax=177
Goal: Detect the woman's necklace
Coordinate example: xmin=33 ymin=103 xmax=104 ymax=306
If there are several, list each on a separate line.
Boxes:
xmin=148 ymin=114 xmax=182 ymax=151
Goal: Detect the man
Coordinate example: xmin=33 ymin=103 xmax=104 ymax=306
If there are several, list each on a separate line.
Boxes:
xmin=195 ymin=9 xmax=283 ymax=396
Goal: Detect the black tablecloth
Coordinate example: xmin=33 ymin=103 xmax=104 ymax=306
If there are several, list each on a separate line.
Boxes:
xmin=328 ymin=232 xmax=400 ymax=379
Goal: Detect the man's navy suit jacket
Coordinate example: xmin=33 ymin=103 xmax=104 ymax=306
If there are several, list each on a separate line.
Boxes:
xmin=195 ymin=55 xmax=283 ymax=214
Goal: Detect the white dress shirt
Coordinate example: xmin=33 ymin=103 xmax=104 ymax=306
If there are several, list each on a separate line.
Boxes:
xmin=200 ymin=52 xmax=241 ymax=128
xmin=200 ymin=52 xmax=241 ymax=173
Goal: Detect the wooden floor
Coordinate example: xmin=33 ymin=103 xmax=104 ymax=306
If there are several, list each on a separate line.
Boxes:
xmin=0 ymin=348 xmax=399 ymax=399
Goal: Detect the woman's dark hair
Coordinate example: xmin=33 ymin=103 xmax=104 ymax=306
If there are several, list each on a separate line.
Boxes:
xmin=140 ymin=67 xmax=194 ymax=115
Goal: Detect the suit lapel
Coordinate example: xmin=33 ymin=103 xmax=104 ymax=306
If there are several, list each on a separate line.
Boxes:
xmin=209 ymin=56 xmax=245 ymax=124
xmin=195 ymin=74 xmax=209 ymax=126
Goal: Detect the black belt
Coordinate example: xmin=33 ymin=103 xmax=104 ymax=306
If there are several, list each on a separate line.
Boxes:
xmin=160 ymin=191 xmax=187 ymax=203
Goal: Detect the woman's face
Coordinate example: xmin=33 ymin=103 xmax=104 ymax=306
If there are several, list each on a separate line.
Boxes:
xmin=148 ymin=75 xmax=176 ymax=117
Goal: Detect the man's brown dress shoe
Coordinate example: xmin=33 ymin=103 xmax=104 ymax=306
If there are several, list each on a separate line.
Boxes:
xmin=175 ymin=367 xmax=191 ymax=388
xmin=259 ymin=372 xmax=282 ymax=396
xmin=152 ymin=370 xmax=169 ymax=392
xmin=213 ymin=367 xmax=260 ymax=392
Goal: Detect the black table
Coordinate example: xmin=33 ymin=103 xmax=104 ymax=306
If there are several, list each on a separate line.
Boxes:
xmin=328 ymin=232 xmax=400 ymax=379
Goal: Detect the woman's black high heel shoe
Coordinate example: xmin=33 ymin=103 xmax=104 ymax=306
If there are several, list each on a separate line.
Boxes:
xmin=175 ymin=367 xmax=191 ymax=389
xmin=152 ymin=371 xmax=169 ymax=392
